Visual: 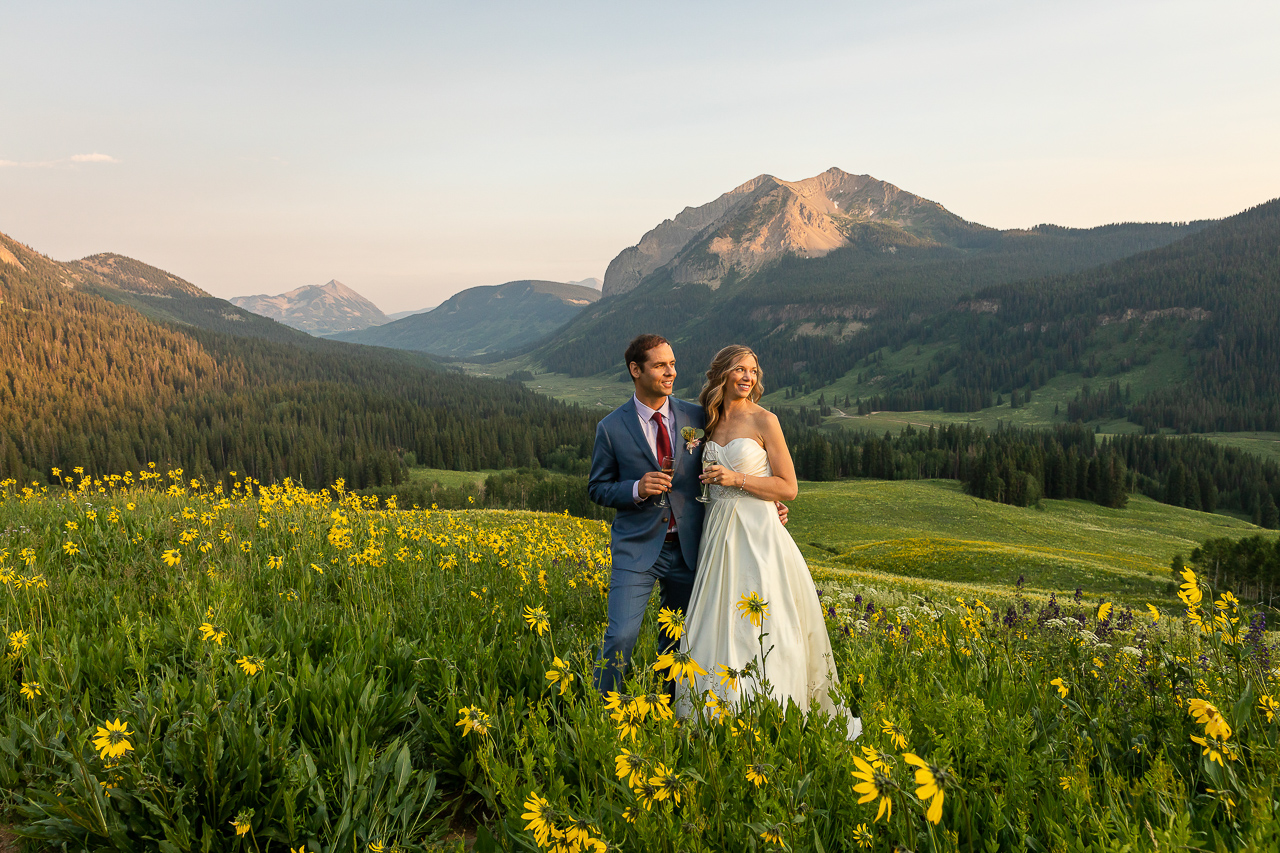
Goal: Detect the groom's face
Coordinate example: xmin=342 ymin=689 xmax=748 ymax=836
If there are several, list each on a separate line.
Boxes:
xmin=630 ymin=343 xmax=676 ymax=401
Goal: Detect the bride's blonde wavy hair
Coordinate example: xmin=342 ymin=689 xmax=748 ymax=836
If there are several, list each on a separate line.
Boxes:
xmin=698 ymin=345 xmax=764 ymax=440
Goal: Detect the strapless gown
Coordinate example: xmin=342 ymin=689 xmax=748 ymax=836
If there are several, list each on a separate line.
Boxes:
xmin=678 ymin=438 xmax=861 ymax=739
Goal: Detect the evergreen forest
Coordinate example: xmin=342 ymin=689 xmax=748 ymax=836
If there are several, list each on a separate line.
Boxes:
xmin=0 ymin=234 xmax=599 ymax=489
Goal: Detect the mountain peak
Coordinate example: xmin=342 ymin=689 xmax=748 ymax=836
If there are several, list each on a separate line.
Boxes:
xmin=602 ymin=168 xmax=964 ymax=296
xmin=231 ymin=280 xmax=390 ymax=335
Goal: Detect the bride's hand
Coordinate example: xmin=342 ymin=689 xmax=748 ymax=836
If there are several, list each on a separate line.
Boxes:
xmin=699 ymin=464 xmax=736 ymax=486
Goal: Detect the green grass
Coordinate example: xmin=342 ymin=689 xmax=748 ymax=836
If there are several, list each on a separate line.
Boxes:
xmin=786 ymin=478 xmax=1275 ymax=606
xmin=1199 ymin=432 xmax=1280 ymax=464
xmin=457 ymin=355 xmax=633 ymax=410
xmin=404 ymin=467 xmax=506 ymax=489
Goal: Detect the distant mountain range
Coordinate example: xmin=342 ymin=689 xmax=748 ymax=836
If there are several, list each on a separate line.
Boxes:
xmin=231 ymin=280 xmax=389 ymax=335
xmin=330 ymin=280 xmax=601 ymax=357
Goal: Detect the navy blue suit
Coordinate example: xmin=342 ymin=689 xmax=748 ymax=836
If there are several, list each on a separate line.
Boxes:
xmin=588 ymin=397 xmax=706 ymax=693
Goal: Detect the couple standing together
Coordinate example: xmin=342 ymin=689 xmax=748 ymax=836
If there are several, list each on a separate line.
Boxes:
xmin=587 ymin=334 xmax=861 ymax=739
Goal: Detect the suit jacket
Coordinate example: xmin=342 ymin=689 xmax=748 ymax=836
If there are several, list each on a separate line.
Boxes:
xmin=588 ymin=397 xmax=706 ymax=574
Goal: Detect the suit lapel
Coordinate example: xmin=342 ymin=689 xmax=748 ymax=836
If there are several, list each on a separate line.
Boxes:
xmin=620 ymin=398 xmax=660 ymax=470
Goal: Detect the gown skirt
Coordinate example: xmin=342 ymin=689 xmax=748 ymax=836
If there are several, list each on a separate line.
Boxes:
xmin=677 ymin=438 xmax=861 ymax=740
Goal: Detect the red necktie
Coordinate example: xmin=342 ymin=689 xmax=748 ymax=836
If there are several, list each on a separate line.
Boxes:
xmin=652 ymin=411 xmax=676 ymax=530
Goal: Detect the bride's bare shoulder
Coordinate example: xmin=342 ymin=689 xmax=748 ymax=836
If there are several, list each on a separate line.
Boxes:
xmin=750 ymin=405 xmax=779 ymax=427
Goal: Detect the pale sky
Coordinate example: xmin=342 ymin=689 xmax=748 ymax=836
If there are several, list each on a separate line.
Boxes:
xmin=3 ymin=1 xmax=1277 ymax=312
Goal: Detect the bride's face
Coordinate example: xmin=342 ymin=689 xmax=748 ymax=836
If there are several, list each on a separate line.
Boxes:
xmin=722 ymin=355 xmax=759 ymax=402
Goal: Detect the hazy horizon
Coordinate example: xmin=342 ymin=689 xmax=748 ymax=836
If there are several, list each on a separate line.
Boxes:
xmin=3 ymin=1 xmax=1278 ymax=313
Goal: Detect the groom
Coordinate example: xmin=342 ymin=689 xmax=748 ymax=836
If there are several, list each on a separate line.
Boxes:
xmin=588 ymin=334 xmax=785 ymax=694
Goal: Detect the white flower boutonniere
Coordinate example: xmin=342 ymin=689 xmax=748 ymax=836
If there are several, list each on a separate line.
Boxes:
xmin=681 ymin=426 xmax=705 ymax=454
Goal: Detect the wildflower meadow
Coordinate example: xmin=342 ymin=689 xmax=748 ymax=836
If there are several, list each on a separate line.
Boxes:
xmin=2 ymin=469 xmax=1279 ymax=852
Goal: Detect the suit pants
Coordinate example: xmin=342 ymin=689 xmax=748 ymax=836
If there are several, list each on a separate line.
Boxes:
xmin=594 ymin=537 xmax=696 ymax=695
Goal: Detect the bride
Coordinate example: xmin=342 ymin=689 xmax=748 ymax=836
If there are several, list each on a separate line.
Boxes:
xmin=679 ymin=345 xmax=861 ymax=740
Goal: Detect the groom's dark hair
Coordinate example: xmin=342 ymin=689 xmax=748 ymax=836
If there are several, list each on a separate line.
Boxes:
xmin=624 ymin=334 xmax=670 ymax=371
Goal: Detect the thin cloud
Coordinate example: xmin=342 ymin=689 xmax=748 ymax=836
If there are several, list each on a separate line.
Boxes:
xmin=0 ymin=152 xmax=120 ymax=168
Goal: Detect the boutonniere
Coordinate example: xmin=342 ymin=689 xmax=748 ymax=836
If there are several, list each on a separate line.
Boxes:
xmin=681 ymin=426 xmax=705 ymax=454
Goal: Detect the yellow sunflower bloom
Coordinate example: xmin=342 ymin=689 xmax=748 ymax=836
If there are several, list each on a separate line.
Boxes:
xmin=880 ymin=718 xmax=908 ymax=750
xmin=523 ymin=605 xmax=551 ymax=637
xmin=545 ymin=656 xmax=575 ymax=695
xmin=456 ymin=705 xmax=493 ymax=738
xmin=851 ymin=755 xmax=895 ymax=822
xmin=657 ymin=606 xmax=686 ymax=640
xmin=904 ymin=752 xmax=949 ymax=824
xmin=648 ymin=762 xmax=687 ymax=804
xmin=614 ymin=749 xmax=647 ymax=789
xmin=736 ymin=591 xmax=769 ymax=627
xmin=521 ymin=792 xmax=558 ymax=848
xmin=745 ymin=763 xmax=771 ymax=788
xmin=91 ymin=718 xmax=135 ymax=760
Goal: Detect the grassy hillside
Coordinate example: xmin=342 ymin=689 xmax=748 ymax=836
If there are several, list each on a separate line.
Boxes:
xmin=788 ymin=479 xmax=1274 ymax=604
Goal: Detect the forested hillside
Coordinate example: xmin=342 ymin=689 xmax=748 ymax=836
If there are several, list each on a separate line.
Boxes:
xmin=0 ymin=233 xmax=599 ymax=487
xmin=846 ymin=198 xmax=1280 ymax=430
xmin=539 ymin=218 xmax=1208 ymax=392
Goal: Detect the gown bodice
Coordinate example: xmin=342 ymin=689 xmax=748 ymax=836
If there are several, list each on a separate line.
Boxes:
xmin=707 ymin=438 xmax=771 ymax=501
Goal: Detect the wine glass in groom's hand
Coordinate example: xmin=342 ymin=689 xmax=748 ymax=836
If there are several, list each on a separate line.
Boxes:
xmin=655 ymin=455 xmax=675 ymax=507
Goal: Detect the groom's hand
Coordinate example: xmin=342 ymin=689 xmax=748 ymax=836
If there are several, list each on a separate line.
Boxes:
xmin=775 ymin=501 xmax=789 ymax=526
xmin=637 ymin=470 xmax=673 ymax=499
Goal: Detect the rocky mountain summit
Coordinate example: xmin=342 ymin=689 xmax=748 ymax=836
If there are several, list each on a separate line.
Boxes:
xmin=231 ymin=280 xmax=389 ymax=335
xmin=602 ymin=167 xmax=973 ymax=296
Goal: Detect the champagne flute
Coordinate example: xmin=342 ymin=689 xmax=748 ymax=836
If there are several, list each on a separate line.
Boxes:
xmin=696 ymin=446 xmax=717 ymax=503
xmin=656 ymin=454 xmax=675 ymax=507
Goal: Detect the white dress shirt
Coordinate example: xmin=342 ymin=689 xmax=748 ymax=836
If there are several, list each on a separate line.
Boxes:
xmin=631 ymin=394 xmax=675 ymax=504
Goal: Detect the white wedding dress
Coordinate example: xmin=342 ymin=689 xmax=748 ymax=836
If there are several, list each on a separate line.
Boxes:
xmin=678 ymin=438 xmax=861 ymax=740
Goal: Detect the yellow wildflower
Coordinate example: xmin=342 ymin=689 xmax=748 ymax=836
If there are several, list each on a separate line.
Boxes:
xmin=881 ymin=718 xmax=908 ymax=750
xmin=657 ymin=606 xmax=686 ymax=640
xmin=1050 ymin=677 xmax=1069 ymax=699
xmin=851 ymin=755 xmax=895 ymax=822
xmin=91 ymin=718 xmax=135 ymax=760
xmin=199 ymin=622 xmax=228 ymax=646
xmin=237 ymin=656 xmax=265 ymax=676
xmin=545 ymin=656 xmax=575 ymax=695
xmin=652 ymin=649 xmax=708 ymax=687
xmin=648 ymin=762 xmax=687 ymax=804
xmin=521 ymin=792 xmax=558 ymax=848
xmin=1187 ymin=698 xmax=1232 ymax=740
xmin=614 ymin=749 xmax=646 ymax=789
xmin=736 ymin=591 xmax=769 ymax=627
xmin=456 ymin=705 xmax=492 ymax=737
xmin=523 ymin=604 xmax=550 ymax=637
xmin=1177 ymin=568 xmax=1203 ymax=606
xmin=904 ymin=752 xmax=949 ymax=824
